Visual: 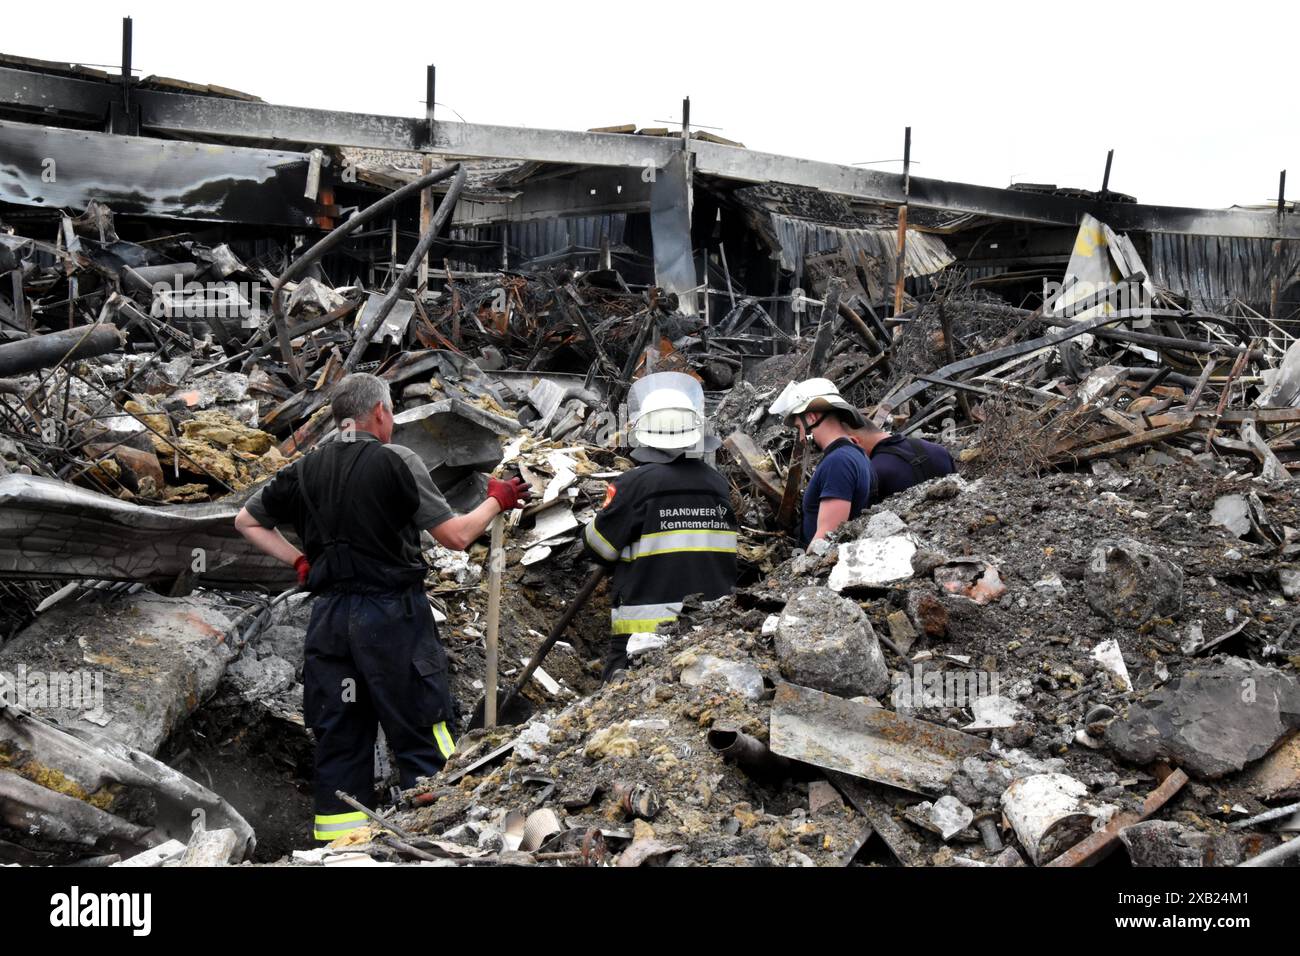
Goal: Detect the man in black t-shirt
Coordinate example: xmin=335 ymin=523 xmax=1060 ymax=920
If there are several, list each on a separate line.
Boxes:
xmin=235 ymin=373 xmax=530 ymax=843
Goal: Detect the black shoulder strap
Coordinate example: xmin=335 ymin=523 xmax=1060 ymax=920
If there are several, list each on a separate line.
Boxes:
xmin=299 ymin=440 xmax=380 ymax=583
xmin=873 ymin=437 xmax=941 ymax=485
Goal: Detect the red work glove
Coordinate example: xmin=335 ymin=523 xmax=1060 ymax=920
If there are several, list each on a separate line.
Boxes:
xmin=293 ymin=554 xmax=311 ymax=586
xmin=487 ymin=476 xmax=532 ymax=511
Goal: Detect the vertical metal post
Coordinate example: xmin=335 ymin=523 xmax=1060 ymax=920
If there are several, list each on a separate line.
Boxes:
xmin=419 ymin=65 xmax=437 ymax=293
xmin=1101 ymin=149 xmax=1114 ymax=193
xmin=426 ymin=66 xmax=436 ymax=124
xmin=681 ymin=96 xmax=691 ymax=142
xmin=121 ymin=17 xmax=132 ymax=108
xmin=892 ymin=127 xmax=912 ymax=317
xmin=10 ymin=271 xmax=26 ymax=331
xmin=111 ymin=17 xmax=135 ymax=135
xmin=1271 ymin=170 xmax=1287 ymax=320
xmin=419 ymin=156 xmax=434 ymax=293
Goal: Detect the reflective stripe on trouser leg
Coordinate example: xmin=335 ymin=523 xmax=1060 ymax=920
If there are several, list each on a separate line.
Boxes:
xmin=610 ymin=601 xmax=683 ymax=635
xmin=313 ymin=810 xmax=368 ymax=842
xmin=433 ymin=721 xmax=456 ymax=759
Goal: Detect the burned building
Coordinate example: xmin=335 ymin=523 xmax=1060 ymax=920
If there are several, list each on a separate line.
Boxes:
xmin=1 ymin=21 xmax=1299 ymax=871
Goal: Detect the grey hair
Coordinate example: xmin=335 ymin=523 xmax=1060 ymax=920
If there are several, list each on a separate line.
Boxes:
xmin=331 ymin=373 xmax=392 ymax=427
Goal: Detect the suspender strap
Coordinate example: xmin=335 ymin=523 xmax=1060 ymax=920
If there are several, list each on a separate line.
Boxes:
xmin=874 ymin=437 xmax=940 ymax=485
xmin=299 ymin=440 xmax=380 ymax=584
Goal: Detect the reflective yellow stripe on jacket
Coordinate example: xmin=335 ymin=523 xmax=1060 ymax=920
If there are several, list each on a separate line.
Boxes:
xmin=619 ymin=529 xmax=738 ymax=562
xmin=610 ymin=601 xmax=684 ymax=635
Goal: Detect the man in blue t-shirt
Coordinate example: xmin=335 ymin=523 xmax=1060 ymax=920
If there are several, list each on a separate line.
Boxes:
xmin=771 ymin=378 xmax=874 ymax=547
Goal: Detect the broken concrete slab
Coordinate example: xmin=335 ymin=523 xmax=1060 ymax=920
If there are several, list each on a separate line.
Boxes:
xmin=255 ymin=625 xmax=306 ymax=673
xmin=775 ymin=587 xmax=888 ymax=699
xmin=392 ymin=399 xmax=519 ymax=512
xmin=679 ymin=655 xmax=765 ymax=700
xmin=1091 ymin=639 xmax=1133 ymax=692
xmin=112 ymin=839 xmax=187 ymax=868
xmin=921 ymin=795 xmax=974 ymax=841
xmin=1211 ymin=494 xmax=1252 ymax=538
xmin=226 ymin=652 xmax=296 ymax=702
xmin=863 ymin=511 xmax=908 ymax=539
xmin=770 ymin=681 xmax=989 ymax=796
xmin=828 ymin=534 xmax=918 ymax=591
xmin=964 ymin=694 xmax=1028 ymax=732
xmin=0 ymin=590 xmax=234 ymax=754
xmin=1104 ymin=657 xmax=1300 ymax=779
xmin=180 ymin=827 xmax=243 ymax=867
xmin=1084 ymin=537 xmax=1184 ymax=626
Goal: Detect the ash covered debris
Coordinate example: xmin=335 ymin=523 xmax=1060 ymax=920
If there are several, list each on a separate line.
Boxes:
xmin=1 ymin=32 xmax=1299 ymax=869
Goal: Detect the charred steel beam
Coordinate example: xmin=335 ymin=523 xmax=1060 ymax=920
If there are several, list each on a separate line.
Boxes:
xmin=689 ymin=140 xmax=1300 ymax=240
xmin=0 ymin=324 xmax=123 ymax=377
xmin=1 ymin=65 xmax=1295 ymax=239
xmin=0 ymin=121 xmax=322 ymax=227
xmin=0 ymin=66 xmax=115 ymax=119
xmin=343 ymin=164 xmax=467 ymax=370
xmin=267 ymin=161 xmax=460 ymax=377
xmin=141 ymin=86 xmax=426 ymax=151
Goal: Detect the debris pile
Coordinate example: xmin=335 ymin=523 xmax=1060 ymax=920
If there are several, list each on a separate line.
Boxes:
xmin=2 ymin=47 xmax=1300 ymax=867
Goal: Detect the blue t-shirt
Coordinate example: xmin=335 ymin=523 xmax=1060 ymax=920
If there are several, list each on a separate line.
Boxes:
xmin=801 ymin=438 xmax=873 ymax=546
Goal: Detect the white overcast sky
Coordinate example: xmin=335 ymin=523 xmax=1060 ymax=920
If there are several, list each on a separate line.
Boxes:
xmin=7 ymin=0 xmax=1296 ymax=210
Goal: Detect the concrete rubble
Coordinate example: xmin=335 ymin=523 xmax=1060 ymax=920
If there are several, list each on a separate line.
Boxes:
xmin=0 ymin=37 xmax=1299 ymax=870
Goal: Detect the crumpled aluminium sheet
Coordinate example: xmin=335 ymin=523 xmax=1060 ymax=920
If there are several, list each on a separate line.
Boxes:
xmin=0 ymin=474 xmax=294 ymax=588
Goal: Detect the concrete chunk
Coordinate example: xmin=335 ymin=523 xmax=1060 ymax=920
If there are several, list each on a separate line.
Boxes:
xmin=1104 ymin=658 xmax=1300 ymax=779
xmin=775 ymin=587 xmax=889 ymax=698
xmin=1084 ymin=537 xmax=1183 ymax=626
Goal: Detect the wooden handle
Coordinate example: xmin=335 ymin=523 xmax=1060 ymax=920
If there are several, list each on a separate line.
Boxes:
xmin=484 ymin=513 xmax=505 ymax=728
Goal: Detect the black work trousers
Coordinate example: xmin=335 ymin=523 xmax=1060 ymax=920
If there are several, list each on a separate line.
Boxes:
xmin=303 ymin=586 xmax=456 ymax=841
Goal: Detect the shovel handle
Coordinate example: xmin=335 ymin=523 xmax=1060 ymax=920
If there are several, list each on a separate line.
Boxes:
xmin=498 ymin=565 xmax=607 ymax=715
xmin=484 ymin=514 xmax=505 ymax=727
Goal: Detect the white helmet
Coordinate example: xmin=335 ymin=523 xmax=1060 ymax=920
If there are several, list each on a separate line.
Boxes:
xmin=628 ymin=372 xmax=706 ymax=451
xmin=769 ymin=378 xmax=865 ymax=428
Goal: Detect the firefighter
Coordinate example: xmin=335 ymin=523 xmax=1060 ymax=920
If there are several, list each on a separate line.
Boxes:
xmin=770 ymin=378 xmax=874 ymax=546
xmin=582 ymin=373 xmax=738 ymax=682
xmin=234 ymin=372 xmax=531 ymax=843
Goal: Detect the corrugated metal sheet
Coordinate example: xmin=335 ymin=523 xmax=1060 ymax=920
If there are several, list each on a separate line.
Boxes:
xmin=769 ymin=213 xmax=955 ymax=286
xmin=1149 ymin=233 xmax=1300 ymax=313
xmin=452 ymin=214 xmax=626 ymax=261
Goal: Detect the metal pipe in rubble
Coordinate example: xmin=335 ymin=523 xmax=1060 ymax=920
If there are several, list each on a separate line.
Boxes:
xmin=266 ymin=161 xmax=461 ymax=372
xmin=1237 ymin=836 xmax=1300 ymax=867
xmin=0 ymin=324 xmax=123 ymax=377
xmin=707 ymin=725 xmax=793 ymax=780
xmin=343 ymin=164 xmax=468 ymax=371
